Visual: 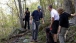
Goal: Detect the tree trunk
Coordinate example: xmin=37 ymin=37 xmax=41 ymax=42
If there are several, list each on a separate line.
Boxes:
xmin=24 ymin=0 xmax=26 ymax=9
xmin=63 ymin=0 xmax=73 ymax=14
xmin=23 ymin=0 xmax=26 ymax=16
xmin=64 ymin=0 xmax=76 ymax=25
xmin=74 ymin=0 xmax=76 ymax=24
xmin=74 ymin=0 xmax=76 ymax=12
xmin=14 ymin=0 xmax=19 ymax=17
xmin=18 ymin=0 xmax=24 ymax=28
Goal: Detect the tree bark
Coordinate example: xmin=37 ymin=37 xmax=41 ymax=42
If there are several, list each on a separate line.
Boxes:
xmin=74 ymin=0 xmax=76 ymax=24
xmin=14 ymin=0 xmax=19 ymax=17
xmin=18 ymin=0 xmax=24 ymax=28
xmin=63 ymin=0 xmax=73 ymax=14
xmin=74 ymin=0 xmax=76 ymax=12
xmin=64 ymin=0 xmax=76 ymax=25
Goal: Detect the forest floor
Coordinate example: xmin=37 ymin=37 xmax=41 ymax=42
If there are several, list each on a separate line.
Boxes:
xmin=5 ymin=30 xmax=45 ymax=43
xmin=0 ymin=25 xmax=76 ymax=43
xmin=2 ymin=27 xmax=75 ymax=43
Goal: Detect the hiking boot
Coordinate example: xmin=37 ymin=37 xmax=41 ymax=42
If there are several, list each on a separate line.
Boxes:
xmin=34 ymin=40 xmax=38 ymax=42
xmin=31 ymin=40 xmax=34 ymax=42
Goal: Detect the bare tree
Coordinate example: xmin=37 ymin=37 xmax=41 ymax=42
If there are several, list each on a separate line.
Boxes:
xmin=18 ymin=0 xmax=24 ymax=28
xmin=14 ymin=0 xmax=19 ymax=16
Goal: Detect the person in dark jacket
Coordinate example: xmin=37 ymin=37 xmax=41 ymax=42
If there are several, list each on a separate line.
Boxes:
xmin=30 ymin=6 xmax=44 ymax=42
xmin=23 ymin=8 xmax=30 ymax=30
xmin=57 ymin=8 xmax=76 ymax=43
xmin=45 ymin=27 xmax=54 ymax=43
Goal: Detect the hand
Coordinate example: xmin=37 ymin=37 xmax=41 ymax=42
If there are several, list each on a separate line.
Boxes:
xmin=57 ymin=26 xmax=61 ymax=34
xmin=71 ymin=13 xmax=76 ymax=16
xmin=57 ymin=29 xmax=60 ymax=34
xmin=42 ymin=21 xmax=44 ymax=24
xmin=30 ymin=20 xmax=32 ymax=24
xmin=74 ymin=13 xmax=76 ymax=16
xmin=49 ymin=24 xmax=51 ymax=28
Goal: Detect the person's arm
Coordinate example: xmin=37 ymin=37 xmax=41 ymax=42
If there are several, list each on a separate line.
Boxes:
xmin=51 ymin=17 xmax=54 ymax=26
xmin=58 ymin=15 xmax=63 ymax=33
xmin=40 ymin=12 xmax=44 ymax=24
xmin=30 ymin=16 xmax=33 ymax=24
xmin=41 ymin=18 xmax=44 ymax=24
xmin=30 ymin=11 xmax=34 ymax=20
xmin=30 ymin=11 xmax=34 ymax=24
xmin=67 ymin=13 xmax=76 ymax=17
xmin=58 ymin=25 xmax=61 ymax=33
xmin=30 ymin=16 xmax=33 ymax=20
xmin=71 ymin=13 xmax=76 ymax=16
xmin=50 ymin=12 xmax=54 ymax=27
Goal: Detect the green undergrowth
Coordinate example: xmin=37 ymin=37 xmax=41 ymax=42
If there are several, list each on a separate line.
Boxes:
xmin=38 ymin=19 xmax=50 ymax=42
xmin=66 ymin=25 xmax=76 ymax=43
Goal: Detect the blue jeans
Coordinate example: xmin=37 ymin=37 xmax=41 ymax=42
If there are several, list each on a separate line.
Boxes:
xmin=32 ymin=20 xmax=40 ymax=40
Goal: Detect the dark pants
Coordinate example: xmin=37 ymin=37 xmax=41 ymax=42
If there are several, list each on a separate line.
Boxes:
xmin=45 ymin=27 xmax=54 ymax=43
xmin=24 ymin=20 xmax=30 ymax=29
xmin=51 ymin=20 xmax=59 ymax=34
xmin=32 ymin=20 xmax=40 ymax=40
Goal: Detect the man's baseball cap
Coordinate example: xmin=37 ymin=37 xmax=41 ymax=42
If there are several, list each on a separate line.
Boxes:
xmin=37 ymin=6 xmax=42 ymax=9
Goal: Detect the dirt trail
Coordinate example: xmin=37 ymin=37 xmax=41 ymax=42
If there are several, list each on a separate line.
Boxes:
xmin=6 ymin=31 xmax=44 ymax=43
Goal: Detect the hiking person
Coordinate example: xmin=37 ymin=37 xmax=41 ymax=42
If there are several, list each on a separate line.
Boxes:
xmin=30 ymin=6 xmax=44 ymax=42
xmin=45 ymin=27 xmax=54 ymax=43
xmin=23 ymin=8 xmax=30 ymax=30
xmin=57 ymin=8 xmax=76 ymax=43
xmin=48 ymin=5 xmax=59 ymax=43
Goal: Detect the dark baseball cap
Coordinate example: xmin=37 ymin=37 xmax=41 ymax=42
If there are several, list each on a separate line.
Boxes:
xmin=37 ymin=6 xmax=42 ymax=9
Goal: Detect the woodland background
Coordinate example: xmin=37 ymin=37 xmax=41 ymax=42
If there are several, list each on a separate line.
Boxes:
xmin=0 ymin=0 xmax=76 ymax=43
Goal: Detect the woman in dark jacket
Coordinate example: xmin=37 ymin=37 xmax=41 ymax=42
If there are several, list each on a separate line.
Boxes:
xmin=23 ymin=8 xmax=30 ymax=30
xmin=57 ymin=8 xmax=76 ymax=43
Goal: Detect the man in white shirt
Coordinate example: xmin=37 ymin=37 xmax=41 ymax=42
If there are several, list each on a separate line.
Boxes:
xmin=48 ymin=5 xmax=59 ymax=43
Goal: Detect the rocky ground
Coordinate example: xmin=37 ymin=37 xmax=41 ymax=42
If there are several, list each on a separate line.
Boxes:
xmin=4 ymin=30 xmax=45 ymax=43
